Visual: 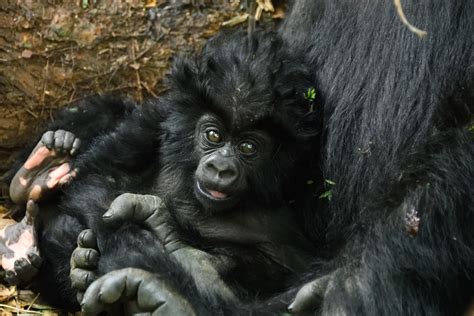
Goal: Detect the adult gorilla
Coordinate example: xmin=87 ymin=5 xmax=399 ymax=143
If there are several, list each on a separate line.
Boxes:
xmin=77 ymin=0 xmax=473 ymax=315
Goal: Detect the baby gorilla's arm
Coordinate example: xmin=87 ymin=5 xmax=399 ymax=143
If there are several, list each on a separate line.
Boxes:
xmin=103 ymin=193 xmax=237 ymax=301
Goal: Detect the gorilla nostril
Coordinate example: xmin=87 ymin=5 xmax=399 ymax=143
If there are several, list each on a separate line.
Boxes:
xmin=218 ymin=169 xmax=236 ymax=180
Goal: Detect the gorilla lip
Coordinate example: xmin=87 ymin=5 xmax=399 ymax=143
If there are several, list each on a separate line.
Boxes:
xmin=196 ymin=181 xmax=229 ymax=201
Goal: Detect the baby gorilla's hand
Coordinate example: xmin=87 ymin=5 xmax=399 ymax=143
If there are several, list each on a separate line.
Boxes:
xmin=70 ymin=229 xmax=99 ymax=303
xmin=103 ymin=193 xmax=184 ymax=253
xmin=80 ymin=268 xmax=196 ymax=316
xmin=103 ymin=193 xmax=238 ymax=302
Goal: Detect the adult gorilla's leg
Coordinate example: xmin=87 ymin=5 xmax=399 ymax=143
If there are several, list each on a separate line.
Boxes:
xmin=289 ymin=130 xmax=474 ymax=315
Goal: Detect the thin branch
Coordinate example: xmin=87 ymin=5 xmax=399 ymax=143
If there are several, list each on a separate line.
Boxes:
xmin=394 ymin=0 xmax=428 ymax=38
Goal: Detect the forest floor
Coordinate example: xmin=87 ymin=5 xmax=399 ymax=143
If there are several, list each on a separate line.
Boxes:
xmin=0 ymin=0 xmax=283 ymax=314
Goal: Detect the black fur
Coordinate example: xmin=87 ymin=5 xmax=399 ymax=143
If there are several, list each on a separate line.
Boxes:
xmin=277 ymin=0 xmax=473 ymax=315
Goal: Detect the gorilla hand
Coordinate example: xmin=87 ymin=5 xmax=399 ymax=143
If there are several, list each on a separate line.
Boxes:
xmin=102 ymin=193 xmax=238 ymax=302
xmin=102 ymin=193 xmax=184 ymax=253
xmin=81 ymin=268 xmax=196 ymax=316
xmin=70 ymin=229 xmax=99 ymax=303
xmin=288 ymin=268 xmax=363 ymax=314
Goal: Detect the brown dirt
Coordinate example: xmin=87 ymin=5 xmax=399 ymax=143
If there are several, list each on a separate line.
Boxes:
xmin=0 ymin=0 xmax=239 ymax=174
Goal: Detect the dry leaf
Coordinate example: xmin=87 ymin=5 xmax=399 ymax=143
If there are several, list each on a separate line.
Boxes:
xmin=129 ymin=63 xmax=141 ymax=70
xmin=21 ymin=50 xmax=33 ymax=59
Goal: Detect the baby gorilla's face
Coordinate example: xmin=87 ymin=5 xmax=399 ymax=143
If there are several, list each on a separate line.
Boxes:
xmin=194 ymin=114 xmax=274 ymax=212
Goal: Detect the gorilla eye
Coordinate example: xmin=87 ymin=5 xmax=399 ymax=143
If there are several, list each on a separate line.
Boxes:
xmin=206 ymin=130 xmax=222 ymax=143
xmin=239 ymin=142 xmax=257 ymax=155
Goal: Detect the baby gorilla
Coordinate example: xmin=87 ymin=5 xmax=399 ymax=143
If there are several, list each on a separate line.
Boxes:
xmin=6 ymin=30 xmax=322 ymax=312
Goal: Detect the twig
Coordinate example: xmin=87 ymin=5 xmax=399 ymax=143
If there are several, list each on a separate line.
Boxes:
xmin=25 ymin=108 xmax=39 ymax=119
xmin=247 ymin=0 xmax=257 ymax=38
xmin=40 ymin=59 xmax=50 ymax=117
xmin=141 ymin=81 xmax=159 ymax=98
xmin=77 ymin=43 xmax=155 ymax=85
xmin=25 ymin=292 xmax=40 ymax=311
xmin=394 ymin=0 xmax=428 ymax=38
xmin=0 ymin=303 xmax=43 ymax=314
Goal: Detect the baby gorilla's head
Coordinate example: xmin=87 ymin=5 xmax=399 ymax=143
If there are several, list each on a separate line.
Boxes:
xmin=155 ymin=30 xmax=322 ymax=212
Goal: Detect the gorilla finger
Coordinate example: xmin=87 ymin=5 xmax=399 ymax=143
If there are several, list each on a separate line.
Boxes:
xmin=95 ymin=272 xmax=130 ymax=303
xmin=63 ymin=131 xmax=76 ymax=153
xmin=103 ymin=193 xmax=137 ymax=225
xmin=288 ymin=276 xmax=331 ymax=313
xmin=77 ymin=229 xmax=98 ymax=249
xmin=136 ymin=278 xmax=167 ymax=311
xmin=41 ymin=131 xmax=54 ymax=149
xmin=103 ymin=194 xmax=163 ymax=225
xmin=81 ymin=280 xmax=106 ymax=315
xmin=5 ymin=270 xmax=19 ymax=285
xmin=70 ymin=138 xmax=81 ymax=156
xmin=14 ymin=258 xmax=38 ymax=283
xmin=72 ymin=248 xmax=100 ymax=269
xmin=137 ymin=278 xmax=197 ymax=316
xmin=81 ymin=273 xmax=128 ymax=315
xmin=53 ymin=130 xmax=66 ymax=152
xmin=27 ymin=252 xmax=42 ymax=269
xmin=71 ymin=268 xmax=96 ymax=291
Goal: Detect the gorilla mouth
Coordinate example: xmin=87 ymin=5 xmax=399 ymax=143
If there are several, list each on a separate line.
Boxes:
xmin=195 ymin=181 xmax=231 ymax=201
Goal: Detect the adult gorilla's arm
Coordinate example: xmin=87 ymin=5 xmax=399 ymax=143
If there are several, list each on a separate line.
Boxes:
xmin=289 ymin=130 xmax=474 ymax=315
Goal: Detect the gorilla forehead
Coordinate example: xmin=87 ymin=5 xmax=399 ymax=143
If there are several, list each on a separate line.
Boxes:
xmin=197 ymin=31 xmax=281 ymax=131
xmin=165 ymin=30 xmax=319 ymax=141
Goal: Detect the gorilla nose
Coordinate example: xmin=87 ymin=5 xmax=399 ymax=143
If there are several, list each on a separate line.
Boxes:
xmin=204 ymin=158 xmax=238 ymax=187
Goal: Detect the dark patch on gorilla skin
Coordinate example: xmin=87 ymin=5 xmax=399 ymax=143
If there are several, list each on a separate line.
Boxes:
xmin=27 ymin=30 xmax=323 ymax=309
xmin=277 ymin=0 xmax=473 ymax=315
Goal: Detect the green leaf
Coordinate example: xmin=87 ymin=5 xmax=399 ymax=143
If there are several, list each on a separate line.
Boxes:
xmin=304 ymin=87 xmax=316 ymax=101
xmin=324 ymin=179 xmax=336 ymax=185
xmin=319 ymin=190 xmax=332 ymax=200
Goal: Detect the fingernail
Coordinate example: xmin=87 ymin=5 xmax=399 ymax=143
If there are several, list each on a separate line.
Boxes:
xmin=79 ymin=230 xmax=87 ymax=242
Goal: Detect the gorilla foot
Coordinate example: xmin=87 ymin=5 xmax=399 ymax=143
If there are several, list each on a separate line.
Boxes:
xmin=0 ymin=201 xmax=41 ymax=285
xmin=70 ymin=229 xmax=100 ymax=303
xmin=81 ymin=268 xmax=196 ymax=316
xmin=10 ymin=130 xmax=80 ymax=204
